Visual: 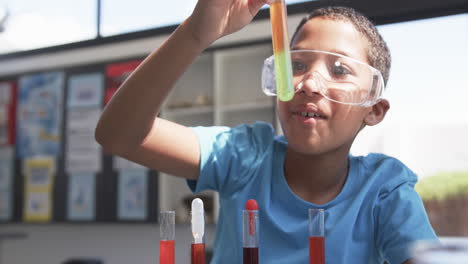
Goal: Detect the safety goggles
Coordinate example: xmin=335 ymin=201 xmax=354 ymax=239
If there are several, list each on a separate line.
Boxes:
xmin=261 ymin=49 xmax=385 ymax=106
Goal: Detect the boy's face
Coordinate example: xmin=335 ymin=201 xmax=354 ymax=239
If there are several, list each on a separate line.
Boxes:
xmin=278 ymin=17 xmax=389 ymax=155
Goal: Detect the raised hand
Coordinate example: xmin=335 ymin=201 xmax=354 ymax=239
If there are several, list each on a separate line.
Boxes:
xmin=186 ymin=0 xmax=270 ymax=46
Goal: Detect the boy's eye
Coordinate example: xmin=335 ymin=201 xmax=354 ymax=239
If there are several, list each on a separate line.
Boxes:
xmin=330 ymin=61 xmax=352 ymax=77
xmin=292 ymin=60 xmax=307 ymax=74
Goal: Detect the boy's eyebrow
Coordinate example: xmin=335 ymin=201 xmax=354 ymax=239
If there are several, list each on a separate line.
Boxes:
xmin=328 ymin=49 xmax=355 ymax=59
xmin=290 ymin=47 xmax=355 ymax=59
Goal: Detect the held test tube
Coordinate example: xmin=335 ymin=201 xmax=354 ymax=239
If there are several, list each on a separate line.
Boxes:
xmin=309 ymin=209 xmax=325 ymax=264
xmin=269 ymin=0 xmax=295 ymax=101
xmin=243 ymin=199 xmax=259 ymax=264
xmin=191 ymin=198 xmax=205 ymax=264
xmin=160 ymin=211 xmax=175 ymax=264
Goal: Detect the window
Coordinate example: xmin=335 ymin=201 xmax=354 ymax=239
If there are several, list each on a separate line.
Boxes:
xmin=101 ymin=0 xmax=316 ymax=36
xmin=101 ymin=0 xmax=197 ymax=36
xmin=0 ymin=0 xmax=315 ymax=53
xmin=0 ymin=0 xmax=97 ymax=54
xmin=351 ymin=14 xmax=468 ymax=178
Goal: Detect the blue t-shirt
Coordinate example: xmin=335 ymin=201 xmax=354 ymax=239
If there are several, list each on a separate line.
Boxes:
xmin=188 ymin=122 xmax=437 ymax=264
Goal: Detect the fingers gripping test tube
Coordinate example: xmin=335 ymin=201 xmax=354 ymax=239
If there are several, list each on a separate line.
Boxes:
xmin=269 ymin=0 xmax=295 ymax=101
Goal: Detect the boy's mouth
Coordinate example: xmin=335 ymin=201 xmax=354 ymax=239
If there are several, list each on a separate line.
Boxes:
xmin=292 ymin=105 xmax=328 ymax=120
xmin=299 ymin=112 xmax=324 ymax=118
xmin=294 ymin=111 xmax=327 ymax=121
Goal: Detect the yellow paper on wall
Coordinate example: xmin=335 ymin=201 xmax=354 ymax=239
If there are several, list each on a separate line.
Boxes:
xmin=23 ymin=157 xmax=55 ymax=222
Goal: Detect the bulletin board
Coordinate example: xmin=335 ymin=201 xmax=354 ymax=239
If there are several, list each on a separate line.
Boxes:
xmin=0 ymin=58 xmax=159 ymax=224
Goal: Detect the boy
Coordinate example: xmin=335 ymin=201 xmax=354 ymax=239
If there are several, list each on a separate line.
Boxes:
xmin=95 ymin=0 xmax=437 ymax=263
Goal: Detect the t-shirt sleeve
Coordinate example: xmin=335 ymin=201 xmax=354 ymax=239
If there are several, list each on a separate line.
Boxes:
xmin=187 ymin=122 xmax=275 ymax=197
xmin=375 ymin=167 xmax=438 ymax=264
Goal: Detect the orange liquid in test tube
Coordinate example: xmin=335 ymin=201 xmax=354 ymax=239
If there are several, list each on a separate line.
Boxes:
xmin=191 ymin=243 xmax=205 ymax=264
xmin=160 ymin=240 xmax=175 ymax=264
xmin=270 ymin=0 xmax=294 ymax=101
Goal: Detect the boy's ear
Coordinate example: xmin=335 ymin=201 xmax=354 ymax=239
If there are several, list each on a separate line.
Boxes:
xmin=364 ymin=99 xmax=390 ymax=126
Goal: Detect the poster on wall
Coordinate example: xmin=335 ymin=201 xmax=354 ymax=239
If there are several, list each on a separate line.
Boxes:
xmin=67 ymin=73 xmax=103 ymax=108
xmin=104 ymin=60 xmax=142 ymax=105
xmin=66 ymin=109 xmax=102 ymax=172
xmin=0 ymin=81 xmax=17 ymax=146
xmin=67 ymin=172 xmax=96 ymax=221
xmin=118 ymin=169 xmax=147 ymax=220
xmin=17 ymin=72 xmax=64 ymax=158
xmin=23 ymin=157 xmax=55 ymax=222
xmin=66 ymin=73 xmax=104 ymax=173
xmin=0 ymin=147 xmax=13 ymax=221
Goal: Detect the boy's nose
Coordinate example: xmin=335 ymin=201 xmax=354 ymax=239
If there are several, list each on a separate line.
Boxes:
xmin=295 ymin=72 xmax=322 ymax=97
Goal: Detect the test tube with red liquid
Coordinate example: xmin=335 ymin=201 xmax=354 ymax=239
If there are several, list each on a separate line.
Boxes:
xmin=243 ymin=199 xmax=259 ymax=264
xmin=309 ymin=209 xmax=325 ymax=264
xmin=160 ymin=211 xmax=175 ymax=264
xmin=191 ymin=198 xmax=205 ymax=264
xmin=269 ymin=0 xmax=295 ymax=101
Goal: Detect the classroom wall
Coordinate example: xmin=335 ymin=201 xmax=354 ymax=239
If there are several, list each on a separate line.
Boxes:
xmin=0 ymin=224 xmax=216 ymax=264
xmin=0 ymin=15 xmax=305 ymax=264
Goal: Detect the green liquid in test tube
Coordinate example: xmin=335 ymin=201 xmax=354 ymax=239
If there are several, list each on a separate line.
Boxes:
xmin=270 ymin=0 xmax=294 ymax=101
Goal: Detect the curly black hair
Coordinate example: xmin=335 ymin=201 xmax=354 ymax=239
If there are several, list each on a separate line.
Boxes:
xmin=291 ymin=6 xmax=391 ymax=86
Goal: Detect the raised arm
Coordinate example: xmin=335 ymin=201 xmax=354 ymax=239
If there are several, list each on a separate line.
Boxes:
xmin=95 ymin=0 xmax=269 ymax=180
